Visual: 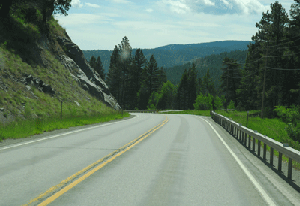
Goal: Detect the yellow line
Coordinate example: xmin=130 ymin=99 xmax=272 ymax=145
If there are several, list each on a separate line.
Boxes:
xmin=23 ymin=116 xmax=168 ymax=206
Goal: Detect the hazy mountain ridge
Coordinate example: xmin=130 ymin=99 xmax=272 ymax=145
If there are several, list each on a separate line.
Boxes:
xmin=82 ymin=40 xmax=252 ymax=74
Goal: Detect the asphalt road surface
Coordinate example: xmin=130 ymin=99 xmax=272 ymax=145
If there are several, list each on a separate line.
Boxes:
xmin=0 ymin=113 xmax=299 ymax=206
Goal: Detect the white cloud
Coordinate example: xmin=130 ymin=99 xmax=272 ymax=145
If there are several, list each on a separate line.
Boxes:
xmin=234 ymin=0 xmax=267 ymax=15
xmin=71 ymin=0 xmax=83 ymax=8
xmin=221 ymin=0 xmax=229 ymax=5
xmin=162 ymin=0 xmax=191 ymax=14
xmin=204 ymin=0 xmax=214 ymax=6
xmin=146 ymin=8 xmax=153 ymax=13
xmin=85 ymin=3 xmax=101 ymax=8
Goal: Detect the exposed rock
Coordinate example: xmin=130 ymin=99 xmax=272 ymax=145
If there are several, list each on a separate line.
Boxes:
xmin=22 ymin=74 xmax=55 ymax=96
xmin=74 ymin=101 xmax=80 ymax=106
xmin=57 ymin=36 xmax=121 ymax=110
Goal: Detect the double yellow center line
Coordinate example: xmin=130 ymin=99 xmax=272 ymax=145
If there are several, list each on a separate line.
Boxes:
xmin=23 ymin=116 xmax=169 ymax=206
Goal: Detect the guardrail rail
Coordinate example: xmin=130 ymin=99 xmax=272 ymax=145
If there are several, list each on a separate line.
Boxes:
xmin=210 ymin=110 xmax=300 ymax=180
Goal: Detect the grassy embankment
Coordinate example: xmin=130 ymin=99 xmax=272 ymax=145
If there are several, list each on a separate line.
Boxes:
xmin=163 ymin=110 xmax=300 ymax=170
xmin=0 ymin=4 xmax=129 ymax=141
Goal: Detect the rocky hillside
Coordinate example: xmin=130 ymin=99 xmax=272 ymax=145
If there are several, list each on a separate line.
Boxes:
xmin=0 ymin=2 xmax=120 ymax=125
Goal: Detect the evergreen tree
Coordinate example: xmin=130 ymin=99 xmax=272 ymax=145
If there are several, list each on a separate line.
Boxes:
xmin=147 ymin=54 xmax=160 ymax=96
xmin=89 ymin=56 xmax=96 ymax=70
xmin=177 ymin=69 xmax=188 ymax=109
xmin=95 ymin=56 xmax=105 ymax=80
xmin=187 ymin=63 xmax=198 ymax=109
xmin=107 ymin=45 xmax=121 ymax=104
xmin=128 ymin=49 xmax=147 ymax=109
xmin=220 ymin=57 xmax=241 ymax=108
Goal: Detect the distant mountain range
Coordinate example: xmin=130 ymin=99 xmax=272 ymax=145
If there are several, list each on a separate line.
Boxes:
xmin=82 ymin=40 xmax=253 ymax=73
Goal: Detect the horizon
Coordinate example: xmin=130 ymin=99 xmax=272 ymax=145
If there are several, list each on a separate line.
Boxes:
xmin=53 ymin=0 xmax=293 ymax=50
xmin=82 ymin=40 xmax=253 ymax=51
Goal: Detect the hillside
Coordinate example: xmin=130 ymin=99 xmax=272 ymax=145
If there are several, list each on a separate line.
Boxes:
xmin=165 ymin=49 xmax=248 ymax=89
xmin=82 ymin=40 xmax=251 ymax=74
xmin=0 ymin=1 xmax=120 ymax=126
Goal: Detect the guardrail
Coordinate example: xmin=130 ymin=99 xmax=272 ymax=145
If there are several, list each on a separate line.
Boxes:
xmin=125 ymin=110 xmax=158 ymax=113
xmin=210 ymin=110 xmax=300 ymax=180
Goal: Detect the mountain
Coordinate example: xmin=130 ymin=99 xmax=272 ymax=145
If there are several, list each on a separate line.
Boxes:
xmin=82 ymin=40 xmax=252 ymax=74
xmin=0 ymin=2 xmax=120 ymax=125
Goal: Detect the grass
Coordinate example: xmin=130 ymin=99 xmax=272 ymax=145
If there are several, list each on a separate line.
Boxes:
xmin=0 ymin=111 xmax=129 ymax=141
xmin=163 ymin=109 xmax=300 ymax=170
xmin=0 ymin=4 xmax=128 ymax=142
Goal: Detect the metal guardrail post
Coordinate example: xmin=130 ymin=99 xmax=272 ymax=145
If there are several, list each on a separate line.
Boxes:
xmin=278 ymin=152 xmax=283 ymax=172
xmin=288 ymin=158 xmax=293 ymax=180
xmin=270 ymin=147 xmax=274 ymax=165
xmin=263 ymin=143 xmax=267 ymax=161
xmin=258 ymin=140 xmax=261 ymax=157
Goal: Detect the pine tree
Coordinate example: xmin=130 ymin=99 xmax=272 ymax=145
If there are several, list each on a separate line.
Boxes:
xmin=89 ymin=56 xmax=96 ymax=70
xmin=187 ymin=63 xmax=198 ymax=109
xmin=177 ymin=69 xmax=188 ymax=109
xmin=95 ymin=56 xmax=105 ymax=80
xmin=220 ymin=57 xmax=241 ymax=108
xmin=107 ymin=45 xmax=121 ymax=104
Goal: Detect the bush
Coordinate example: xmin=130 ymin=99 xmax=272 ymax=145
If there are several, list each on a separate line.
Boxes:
xmin=193 ymin=93 xmax=213 ymax=110
xmin=275 ymin=105 xmax=300 ymax=142
xmin=227 ymin=100 xmax=235 ymax=110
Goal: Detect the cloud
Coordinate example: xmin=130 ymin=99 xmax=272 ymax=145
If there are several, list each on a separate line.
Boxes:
xmin=71 ymin=0 xmax=83 ymax=8
xmin=162 ymin=0 xmax=191 ymax=14
xmin=146 ymin=8 xmax=153 ymax=13
xmin=85 ymin=3 xmax=101 ymax=8
xmin=204 ymin=0 xmax=214 ymax=6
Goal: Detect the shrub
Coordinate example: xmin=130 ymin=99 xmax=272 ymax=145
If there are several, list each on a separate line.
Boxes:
xmin=227 ymin=100 xmax=235 ymax=110
xmin=193 ymin=93 xmax=213 ymax=110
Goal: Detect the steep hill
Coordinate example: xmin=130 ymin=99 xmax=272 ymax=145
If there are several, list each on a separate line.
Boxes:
xmin=0 ymin=2 xmax=120 ymax=126
xmin=82 ymin=40 xmax=251 ymax=73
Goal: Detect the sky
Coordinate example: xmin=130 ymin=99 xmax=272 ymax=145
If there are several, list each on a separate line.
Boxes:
xmin=53 ymin=0 xmax=296 ymax=50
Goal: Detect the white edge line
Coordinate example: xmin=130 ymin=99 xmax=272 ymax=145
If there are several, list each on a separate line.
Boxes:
xmin=199 ymin=117 xmax=276 ymax=206
xmin=0 ymin=114 xmax=139 ymax=151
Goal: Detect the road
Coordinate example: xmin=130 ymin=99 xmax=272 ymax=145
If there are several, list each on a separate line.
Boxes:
xmin=0 ymin=113 xmax=299 ymax=206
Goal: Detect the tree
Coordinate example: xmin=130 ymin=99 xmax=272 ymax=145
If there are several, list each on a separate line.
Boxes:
xmin=187 ymin=63 xmax=198 ymax=109
xmin=220 ymin=57 xmax=241 ymax=108
xmin=177 ymin=69 xmax=188 ymax=109
xmin=89 ymin=56 xmax=96 ymax=70
xmin=42 ymin=0 xmax=71 ymax=34
xmin=147 ymin=54 xmax=160 ymax=96
xmin=95 ymin=56 xmax=105 ymax=80
xmin=157 ymin=81 xmax=176 ymax=110
xmin=0 ymin=0 xmax=14 ymax=19
xmin=107 ymin=45 xmax=121 ymax=104
xmin=128 ymin=49 xmax=147 ymax=109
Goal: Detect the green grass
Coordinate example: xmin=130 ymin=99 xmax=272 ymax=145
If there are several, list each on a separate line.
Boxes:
xmin=0 ymin=112 xmax=129 ymax=141
xmin=164 ymin=109 xmax=300 ymax=170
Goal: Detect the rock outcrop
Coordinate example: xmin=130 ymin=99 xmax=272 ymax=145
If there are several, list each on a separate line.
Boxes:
xmin=56 ymin=36 xmax=121 ymax=110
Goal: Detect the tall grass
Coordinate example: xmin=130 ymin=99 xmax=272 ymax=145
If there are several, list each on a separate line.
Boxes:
xmin=0 ymin=112 xmax=129 ymax=141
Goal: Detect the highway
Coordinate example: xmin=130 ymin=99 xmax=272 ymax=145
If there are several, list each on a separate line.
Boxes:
xmin=0 ymin=113 xmax=299 ymax=205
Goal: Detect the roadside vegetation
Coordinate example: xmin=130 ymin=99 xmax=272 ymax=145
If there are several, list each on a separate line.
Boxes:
xmin=0 ymin=111 xmax=129 ymax=141
xmin=0 ymin=1 xmax=129 ymax=142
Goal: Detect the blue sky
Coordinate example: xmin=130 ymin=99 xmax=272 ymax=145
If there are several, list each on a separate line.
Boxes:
xmin=53 ymin=0 xmax=295 ymax=50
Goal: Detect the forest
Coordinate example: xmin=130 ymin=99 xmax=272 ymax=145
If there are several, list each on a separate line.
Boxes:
xmin=86 ymin=0 xmax=300 ymax=141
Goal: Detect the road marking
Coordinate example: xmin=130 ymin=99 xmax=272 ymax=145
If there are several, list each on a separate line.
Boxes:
xmin=0 ymin=114 xmax=139 ymax=151
xmin=23 ymin=116 xmax=168 ymax=206
xmin=199 ymin=117 xmax=276 ymax=206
